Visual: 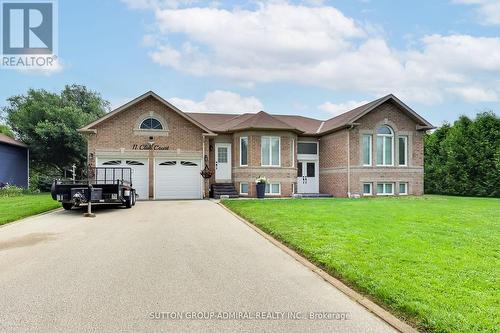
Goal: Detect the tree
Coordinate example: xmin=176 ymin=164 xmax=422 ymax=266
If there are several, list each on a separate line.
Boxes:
xmin=1 ymin=85 xmax=109 ymax=175
xmin=424 ymin=112 xmax=500 ymax=197
xmin=0 ymin=124 xmax=14 ymax=138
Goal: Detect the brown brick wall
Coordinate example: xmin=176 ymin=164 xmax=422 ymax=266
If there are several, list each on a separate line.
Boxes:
xmin=87 ymin=96 xmax=206 ymax=198
xmin=319 ymin=100 xmax=425 ymax=197
xmin=231 ymin=131 xmax=297 ymax=197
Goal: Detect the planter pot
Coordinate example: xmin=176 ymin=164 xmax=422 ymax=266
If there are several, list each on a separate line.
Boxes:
xmin=256 ymin=183 xmax=266 ymax=198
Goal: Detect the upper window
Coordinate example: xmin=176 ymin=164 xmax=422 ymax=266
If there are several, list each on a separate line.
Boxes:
xmin=398 ymin=136 xmax=408 ymax=166
xmin=126 ymin=160 xmax=144 ymax=165
xmin=102 ymin=160 xmax=121 ymax=165
xmin=297 ymin=142 xmax=317 ymax=155
xmin=362 ymin=134 xmax=372 ymax=166
xmin=261 ymin=136 xmax=280 ymax=166
xmin=240 ymin=137 xmax=248 ymax=166
xmin=376 ymin=125 xmax=394 ymax=166
xmin=140 ymin=117 xmax=163 ymax=130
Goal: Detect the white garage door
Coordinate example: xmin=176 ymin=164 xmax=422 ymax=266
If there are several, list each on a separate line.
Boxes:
xmin=155 ymin=159 xmax=202 ymax=199
xmin=96 ymin=158 xmax=149 ymax=200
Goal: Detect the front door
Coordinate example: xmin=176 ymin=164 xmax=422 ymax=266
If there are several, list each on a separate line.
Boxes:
xmin=297 ymin=161 xmax=318 ymax=193
xmin=215 ymin=143 xmax=231 ymax=182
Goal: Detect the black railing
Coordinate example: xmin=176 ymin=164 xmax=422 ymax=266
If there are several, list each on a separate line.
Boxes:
xmin=56 ymin=167 xmax=133 ymax=186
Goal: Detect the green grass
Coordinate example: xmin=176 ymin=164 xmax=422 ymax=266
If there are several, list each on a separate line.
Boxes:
xmin=223 ymin=196 xmax=500 ymax=333
xmin=0 ymin=193 xmax=60 ymax=226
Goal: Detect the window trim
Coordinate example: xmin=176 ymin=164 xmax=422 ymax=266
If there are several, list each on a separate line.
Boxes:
xmin=240 ymin=137 xmax=248 ymax=167
xmin=376 ymin=125 xmax=394 ymax=166
xmin=140 ymin=117 xmax=163 ymax=130
xmin=399 ymin=182 xmax=408 ymax=195
xmin=134 ymin=112 xmax=168 ymax=136
xmin=398 ymin=136 xmax=408 ymax=167
xmin=376 ymin=182 xmax=394 ymax=196
xmin=261 ymin=136 xmax=281 ymax=167
xmin=362 ymin=182 xmax=373 ymax=196
xmin=239 ymin=182 xmax=249 ymax=195
xmin=265 ymin=182 xmax=281 ymax=195
xmin=362 ymin=134 xmax=372 ymax=166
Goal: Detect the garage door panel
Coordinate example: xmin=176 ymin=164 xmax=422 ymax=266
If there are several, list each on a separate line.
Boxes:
xmin=155 ymin=159 xmax=202 ymax=199
xmin=97 ymin=158 xmax=149 ymax=200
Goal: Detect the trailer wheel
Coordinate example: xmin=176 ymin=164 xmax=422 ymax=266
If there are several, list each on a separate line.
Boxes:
xmin=62 ymin=203 xmax=73 ymax=210
xmin=125 ymin=196 xmax=132 ymax=209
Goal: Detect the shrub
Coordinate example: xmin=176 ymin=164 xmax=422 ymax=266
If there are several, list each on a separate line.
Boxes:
xmin=0 ymin=184 xmax=39 ymax=197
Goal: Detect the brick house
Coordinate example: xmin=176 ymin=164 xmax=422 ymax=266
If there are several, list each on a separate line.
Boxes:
xmin=78 ymin=91 xmax=434 ymax=199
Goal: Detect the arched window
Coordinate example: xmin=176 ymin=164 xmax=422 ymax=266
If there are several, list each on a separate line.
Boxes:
xmin=140 ymin=117 xmax=163 ymax=130
xmin=376 ymin=125 xmax=394 ymax=166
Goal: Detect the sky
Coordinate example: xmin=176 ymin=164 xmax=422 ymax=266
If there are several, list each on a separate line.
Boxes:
xmin=1 ymin=0 xmax=499 ymax=126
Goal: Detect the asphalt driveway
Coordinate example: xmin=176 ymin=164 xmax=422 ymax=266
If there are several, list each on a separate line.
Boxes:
xmin=0 ymin=201 xmax=396 ymax=333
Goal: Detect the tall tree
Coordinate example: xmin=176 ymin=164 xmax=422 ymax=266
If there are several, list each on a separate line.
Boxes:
xmin=2 ymin=85 xmax=109 ymax=173
xmin=0 ymin=124 xmax=14 ymax=138
xmin=424 ymin=112 xmax=500 ymax=197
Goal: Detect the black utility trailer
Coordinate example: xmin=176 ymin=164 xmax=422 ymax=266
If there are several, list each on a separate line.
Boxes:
xmin=51 ymin=167 xmax=137 ymax=210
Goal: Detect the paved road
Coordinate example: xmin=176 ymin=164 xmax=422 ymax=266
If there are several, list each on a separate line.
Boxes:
xmin=0 ymin=201 xmax=396 ymax=333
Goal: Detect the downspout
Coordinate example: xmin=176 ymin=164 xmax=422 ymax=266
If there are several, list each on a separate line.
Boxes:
xmin=347 ymin=127 xmax=350 ymax=198
xmin=346 ymin=123 xmax=360 ymax=198
xmin=202 ymin=133 xmax=206 ymax=199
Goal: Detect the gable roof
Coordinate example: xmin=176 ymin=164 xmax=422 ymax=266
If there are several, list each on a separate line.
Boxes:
xmin=320 ymin=94 xmax=435 ymax=134
xmin=78 ymin=91 xmax=215 ymax=135
xmin=0 ymin=134 xmax=28 ymax=148
xmin=225 ymin=111 xmax=303 ymax=133
xmin=79 ymin=91 xmax=433 ymax=137
xmin=187 ymin=113 xmax=321 ymax=134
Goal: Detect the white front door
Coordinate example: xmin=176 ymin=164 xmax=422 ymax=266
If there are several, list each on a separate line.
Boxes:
xmin=215 ymin=143 xmax=231 ymax=182
xmin=297 ymin=160 xmax=318 ymax=193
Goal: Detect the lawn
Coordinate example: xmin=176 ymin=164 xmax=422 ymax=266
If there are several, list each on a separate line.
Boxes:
xmin=0 ymin=194 xmax=60 ymax=226
xmin=223 ymin=196 xmax=500 ymax=333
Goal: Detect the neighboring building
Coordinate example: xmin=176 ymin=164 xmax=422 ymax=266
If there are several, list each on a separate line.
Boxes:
xmin=0 ymin=134 xmax=29 ymax=188
xmin=78 ymin=91 xmax=434 ymax=199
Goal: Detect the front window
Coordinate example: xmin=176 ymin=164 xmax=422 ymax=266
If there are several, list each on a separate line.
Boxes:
xmin=265 ymin=182 xmax=281 ymax=195
xmin=261 ymin=136 xmax=280 ymax=166
xmin=399 ymin=182 xmax=408 ymax=195
xmin=398 ymin=136 xmax=408 ymax=166
xmin=377 ymin=182 xmax=394 ymax=195
xmin=297 ymin=142 xmax=317 ymax=155
xmin=363 ymin=182 xmax=372 ymax=195
xmin=240 ymin=182 xmax=248 ymax=195
xmin=140 ymin=117 xmax=163 ymax=130
xmin=240 ymin=137 xmax=248 ymax=166
xmin=376 ymin=125 xmax=394 ymax=166
xmin=362 ymin=134 xmax=372 ymax=166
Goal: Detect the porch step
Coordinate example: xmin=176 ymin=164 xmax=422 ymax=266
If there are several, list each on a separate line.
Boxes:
xmin=212 ymin=183 xmax=239 ymax=199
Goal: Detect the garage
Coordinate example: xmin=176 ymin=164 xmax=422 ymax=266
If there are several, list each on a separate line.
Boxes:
xmin=96 ymin=158 xmax=149 ymax=200
xmin=155 ymin=159 xmax=202 ymax=199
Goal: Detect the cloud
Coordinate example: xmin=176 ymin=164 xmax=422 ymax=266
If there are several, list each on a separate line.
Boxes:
xmin=129 ymin=2 xmax=500 ymax=104
xmin=169 ymin=90 xmax=264 ymax=113
xmin=454 ymin=0 xmax=500 ymax=25
xmin=319 ymin=100 xmax=369 ymax=116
